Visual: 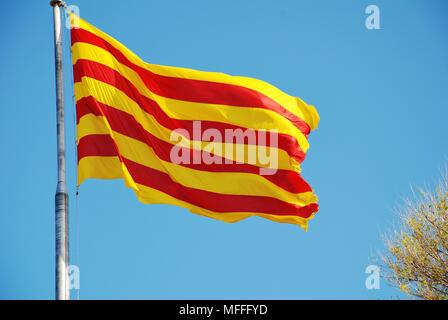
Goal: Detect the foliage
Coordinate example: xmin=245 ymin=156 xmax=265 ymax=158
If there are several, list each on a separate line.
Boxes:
xmin=382 ymin=173 xmax=448 ymax=299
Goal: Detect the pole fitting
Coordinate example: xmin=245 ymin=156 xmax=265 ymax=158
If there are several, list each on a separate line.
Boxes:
xmin=50 ymin=0 xmax=66 ymax=7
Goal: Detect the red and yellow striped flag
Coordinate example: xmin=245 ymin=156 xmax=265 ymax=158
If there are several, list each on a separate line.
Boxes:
xmin=70 ymin=14 xmax=320 ymax=230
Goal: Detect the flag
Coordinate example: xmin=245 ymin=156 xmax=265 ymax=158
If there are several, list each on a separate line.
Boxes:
xmin=70 ymin=14 xmax=320 ymax=230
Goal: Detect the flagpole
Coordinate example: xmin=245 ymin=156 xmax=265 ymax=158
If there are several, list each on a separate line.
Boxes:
xmin=50 ymin=0 xmax=70 ymax=300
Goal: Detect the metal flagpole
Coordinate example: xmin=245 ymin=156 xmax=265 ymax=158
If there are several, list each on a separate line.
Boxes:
xmin=50 ymin=0 xmax=70 ymax=300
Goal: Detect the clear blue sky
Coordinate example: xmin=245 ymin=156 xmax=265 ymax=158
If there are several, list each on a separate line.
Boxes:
xmin=1 ymin=0 xmax=447 ymax=299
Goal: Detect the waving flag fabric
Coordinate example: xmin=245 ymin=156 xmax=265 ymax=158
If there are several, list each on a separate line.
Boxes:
xmin=70 ymin=14 xmax=320 ymax=230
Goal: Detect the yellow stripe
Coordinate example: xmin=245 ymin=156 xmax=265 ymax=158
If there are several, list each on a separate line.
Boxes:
xmin=134 ymin=182 xmax=312 ymax=230
xmin=115 ymin=131 xmax=316 ymax=206
xmin=77 ymin=158 xmax=312 ymax=229
xmin=77 ymin=154 xmax=139 ymax=192
xmin=71 ymin=14 xmax=319 ymax=131
xmin=75 ymin=78 xmax=300 ymax=171
xmin=78 ymin=156 xmax=122 ymax=185
xmin=77 ymin=115 xmax=317 ymax=206
xmin=76 ymin=113 xmax=109 ymax=142
xmin=71 ymin=42 xmax=310 ymax=155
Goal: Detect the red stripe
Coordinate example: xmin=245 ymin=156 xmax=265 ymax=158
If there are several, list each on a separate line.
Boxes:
xmin=125 ymin=156 xmax=318 ymax=217
xmin=77 ymin=96 xmax=312 ymax=194
xmin=77 ymin=133 xmax=118 ymax=160
xmin=78 ymin=135 xmax=317 ymax=218
xmin=73 ymin=58 xmax=306 ymax=163
xmin=71 ymin=27 xmax=311 ymax=136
